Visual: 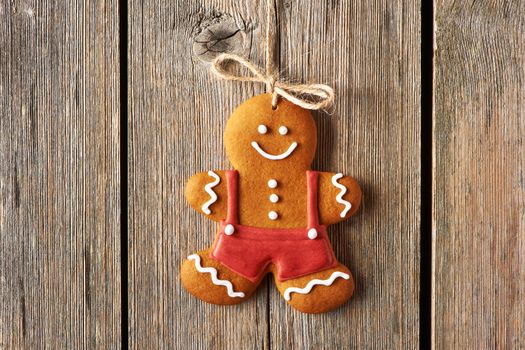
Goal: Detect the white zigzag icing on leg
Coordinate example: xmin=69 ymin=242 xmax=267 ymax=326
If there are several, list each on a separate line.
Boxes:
xmin=331 ymin=173 xmax=352 ymax=218
xmin=283 ymin=271 xmax=350 ymax=301
xmin=188 ymin=254 xmax=245 ymax=298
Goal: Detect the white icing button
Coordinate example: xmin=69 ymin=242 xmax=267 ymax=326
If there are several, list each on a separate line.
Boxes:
xmin=257 ymin=124 xmax=268 ymax=134
xmin=224 ymin=224 xmax=235 ymax=235
xmin=268 ymin=211 xmax=279 ymax=220
xmin=307 ymin=228 xmax=318 ymax=239
xmin=279 ymin=126 xmax=288 ymax=135
xmin=268 ymin=179 xmax=278 ymax=188
xmin=269 ymin=194 xmax=279 ymax=203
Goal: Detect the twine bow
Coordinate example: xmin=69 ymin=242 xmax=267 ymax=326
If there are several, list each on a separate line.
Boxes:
xmin=211 ymin=53 xmax=335 ymax=110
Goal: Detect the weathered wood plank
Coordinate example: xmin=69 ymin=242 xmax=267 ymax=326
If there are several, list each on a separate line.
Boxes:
xmin=128 ymin=1 xmax=269 ymax=348
xmin=433 ymin=1 xmax=525 ymax=349
xmin=266 ymin=1 xmax=421 ymax=348
xmin=0 ymin=0 xmax=121 ymax=348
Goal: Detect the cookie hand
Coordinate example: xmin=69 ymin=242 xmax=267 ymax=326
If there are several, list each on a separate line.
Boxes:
xmin=184 ymin=170 xmax=228 ymax=222
xmin=317 ymin=172 xmax=362 ymax=226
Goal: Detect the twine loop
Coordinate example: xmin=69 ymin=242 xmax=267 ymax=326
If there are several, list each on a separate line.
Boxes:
xmin=211 ymin=53 xmax=334 ymax=110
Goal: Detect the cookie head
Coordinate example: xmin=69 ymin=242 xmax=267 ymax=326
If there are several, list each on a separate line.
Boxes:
xmin=224 ymin=94 xmax=317 ymax=170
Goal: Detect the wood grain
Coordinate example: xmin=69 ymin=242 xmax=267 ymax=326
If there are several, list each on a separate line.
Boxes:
xmin=433 ymin=1 xmax=525 ymax=349
xmin=129 ymin=0 xmax=420 ymax=348
xmin=268 ymin=0 xmax=421 ymax=348
xmin=128 ymin=1 xmax=269 ymax=348
xmin=0 ymin=0 xmax=121 ymax=348
xmin=3 ymin=0 xmax=524 ymax=347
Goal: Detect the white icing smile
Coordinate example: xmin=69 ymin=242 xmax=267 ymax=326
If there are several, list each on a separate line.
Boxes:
xmin=251 ymin=141 xmax=298 ymax=160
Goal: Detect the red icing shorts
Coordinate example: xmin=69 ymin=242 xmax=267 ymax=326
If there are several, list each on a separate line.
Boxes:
xmin=210 ymin=170 xmax=337 ymax=282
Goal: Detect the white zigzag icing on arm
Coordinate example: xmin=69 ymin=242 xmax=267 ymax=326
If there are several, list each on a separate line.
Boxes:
xmin=201 ymin=171 xmax=220 ymax=215
xmin=331 ymin=173 xmax=352 ymax=218
xmin=188 ymin=254 xmax=245 ymax=298
xmin=283 ymin=271 xmax=350 ymax=301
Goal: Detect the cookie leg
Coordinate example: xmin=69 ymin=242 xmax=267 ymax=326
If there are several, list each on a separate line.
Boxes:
xmin=274 ymin=264 xmax=355 ymax=314
xmin=181 ymin=248 xmax=260 ymax=305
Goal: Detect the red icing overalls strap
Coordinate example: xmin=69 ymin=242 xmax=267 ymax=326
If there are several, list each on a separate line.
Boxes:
xmin=211 ymin=170 xmax=337 ymax=282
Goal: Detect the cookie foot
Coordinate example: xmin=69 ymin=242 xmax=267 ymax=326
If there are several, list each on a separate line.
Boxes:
xmin=181 ymin=249 xmax=260 ymax=305
xmin=274 ymin=264 xmax=355 ymax=314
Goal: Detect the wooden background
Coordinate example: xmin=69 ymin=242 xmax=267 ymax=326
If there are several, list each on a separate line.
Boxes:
xmin=0 ymin=0 xmax=523 ymax=349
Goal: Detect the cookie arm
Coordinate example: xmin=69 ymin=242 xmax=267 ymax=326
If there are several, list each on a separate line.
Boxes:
xmin=317 ymin=172 xmax=362 ymax=226
xmin=184 ymin=170 xmax=228 ymax=222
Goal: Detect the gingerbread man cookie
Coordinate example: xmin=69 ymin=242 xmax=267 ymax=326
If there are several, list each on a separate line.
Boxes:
xmin=181 ymin=94 xmax=361 ymax=314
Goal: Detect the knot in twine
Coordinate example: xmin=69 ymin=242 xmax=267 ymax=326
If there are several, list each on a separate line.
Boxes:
xmin=211 ymin=53 xmax=334 ymax=111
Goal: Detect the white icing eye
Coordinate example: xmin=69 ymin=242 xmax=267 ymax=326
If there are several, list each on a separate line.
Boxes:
xmin=258 ymin=124 xmax=268 ymax=134
xmin=279 ymin=126 xmax=288 ymax=135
